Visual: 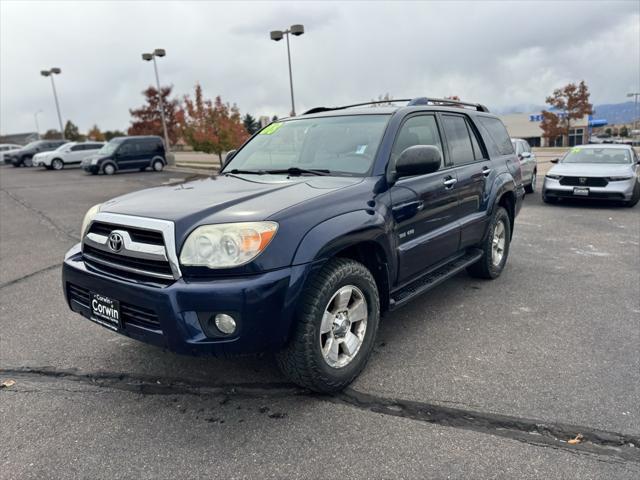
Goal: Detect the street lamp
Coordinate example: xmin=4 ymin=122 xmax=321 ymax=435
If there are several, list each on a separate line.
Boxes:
xmin=627 ymin=92 xmax=640 ymax=133
xmin=141 ymin=48 xmax=171 ymax=156
xmin=34 ymin=110 xmax=42 ymax=139
xmin=40 ymin=68 xmax=65 ymax=139
xmin=270 ymin=24 xmax=304 ymax=116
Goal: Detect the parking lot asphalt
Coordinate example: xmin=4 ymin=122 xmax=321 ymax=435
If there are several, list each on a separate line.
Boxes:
xmin=1 ymin=165 xmax=639 ymax=479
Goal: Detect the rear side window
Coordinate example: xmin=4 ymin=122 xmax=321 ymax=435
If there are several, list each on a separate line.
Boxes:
xmin=391 ymin=115 xmax=443 ymax=167
xmin=442 ymin=115 xmax=475 ymax=166
xmin=477 ymin=117 xmax=514 ymax=156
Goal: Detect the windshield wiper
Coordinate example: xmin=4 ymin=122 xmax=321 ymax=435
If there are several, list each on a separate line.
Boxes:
xmin=265 ymin=167 xmax=330 ymax=176
xmin=226 ymin=169 xmax=268 ymax=175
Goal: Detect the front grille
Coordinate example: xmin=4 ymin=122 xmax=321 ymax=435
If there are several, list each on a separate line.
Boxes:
xmin=559 ymin=176 xmax=608 ymax=187
xmin=89 ymin=222 xmax=164 ymax=245
xmin=83 ymin=245 xmax=173 ymax=277
xmin=67 ymin=283 xmax=161 ymax=332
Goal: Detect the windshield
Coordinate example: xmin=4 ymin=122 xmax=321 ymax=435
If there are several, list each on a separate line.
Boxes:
xmin=98 ymin=140 xmax=122 ymax=155
xmin=225 ymin=114 xmax=390 ymax=176
xmin=24 ymin=141 xmax=41 ymax=149
xmin=562 ymin=147 xmax=631 ymax=164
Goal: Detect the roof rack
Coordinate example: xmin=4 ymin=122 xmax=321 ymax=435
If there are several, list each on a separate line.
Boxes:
xmin=302 ymin=97 xmax=489 ymax=115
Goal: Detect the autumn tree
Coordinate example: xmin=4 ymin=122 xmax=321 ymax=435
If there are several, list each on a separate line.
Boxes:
xmin=181 ymin=84 xmax=249 ymax=161
xmin=103 ymin=130 xmax=126 ymax=141
xmin=87 ymin=125 xmax=105 ymax=141
xmin=242 ymin=114 xmax=259 ymax=135
xmin=42 ymin=129 xmax=62 ymax=139
xmin=64 ymin=120 xmax=83 ymax=141
xmin=128 ymin=86 xmax=182 ymax=145
xmin=541 ymin=81 xmax=593 ymax=146
xmin=540 ymin=111 xmax=564 ymax=146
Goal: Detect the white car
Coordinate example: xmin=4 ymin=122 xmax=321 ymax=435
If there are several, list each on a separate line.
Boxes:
xmin=33 ymin=141 xmax=105 ymax=170
xmin=511 ymin=138 xmax=537 ymax=193
xmin=0 ymin=143 xmax=23 ymax=164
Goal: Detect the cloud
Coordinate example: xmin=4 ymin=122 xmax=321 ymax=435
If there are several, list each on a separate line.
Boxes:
xmin=1 ymin=0 xmax=638 ymax=134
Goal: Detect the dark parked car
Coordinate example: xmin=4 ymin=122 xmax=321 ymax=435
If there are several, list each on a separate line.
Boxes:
xmin=63 ymin=97 xmax=524 ymax=393
xmin=81 ymin=136 xmax=166 ymax=175
xmin=7 ymin=139 xmax=68 ymax=167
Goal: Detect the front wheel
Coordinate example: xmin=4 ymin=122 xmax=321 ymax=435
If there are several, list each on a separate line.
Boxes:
xmin=51 ymin=158 xmax=64 ymax=171
xmin=525 ymin=171 xmax=536 ymax=193
xmin=103 ymin=163 xmax=116 ymax=175
xmin=23 ymin=156 xmax=33 ymax=167
xmin=624 ymin=183 xmax=640 ymax=208
xmin=276 ymin=258 xmax=380 ymax=393
xmin=467 ymin=206 xmax=511 ymax=279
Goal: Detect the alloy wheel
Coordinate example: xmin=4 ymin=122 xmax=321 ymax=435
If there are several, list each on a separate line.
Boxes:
xmin=491 ymin=219 xmax=506 ymax=266
xmin=319 ymin=285 xmax=368 ymax=369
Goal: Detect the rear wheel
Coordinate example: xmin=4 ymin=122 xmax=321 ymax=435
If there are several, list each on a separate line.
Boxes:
xmin=152 ymin=159 xmax=164 ymax=172
xmin=276 ymin=258 xmax=380 ymax=393
xmin=467 ymin=206 xmax=511 ymax=279
xmin=525 ymin=171 xmax=536 ymax=193
xmin=51 ymin=158 xmax=64 ymax=171
xmin=103 ymin=163 xmax=116 ymax=175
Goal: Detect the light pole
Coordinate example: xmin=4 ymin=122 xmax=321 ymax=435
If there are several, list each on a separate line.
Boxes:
xmin=34 ymin=110 xmax=42 ymax=138
xmin=628 ymin=92 xmax=640 ymax=133
xmin=142 ymin=49 xmax=171 ymax=157
xmin=40 ymin=68 xmax=64 ymax=139
xmin=270 ymin=24 xmax=304 ymax=116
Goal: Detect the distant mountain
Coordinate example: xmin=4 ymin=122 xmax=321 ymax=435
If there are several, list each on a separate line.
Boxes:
xmin=591 ymin=102 xmax=637 ymax=125
xmin=494 ymin=101 xmax=637 ymax=125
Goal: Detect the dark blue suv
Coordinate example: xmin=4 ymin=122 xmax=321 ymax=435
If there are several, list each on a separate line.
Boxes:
xmin=63 ymin=97 xmax=524 ymax=393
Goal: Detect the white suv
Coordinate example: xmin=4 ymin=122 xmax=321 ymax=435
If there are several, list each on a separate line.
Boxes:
xmin=511 ymin=138 xmax=537 ymax=193
xmin=33 ymin=141 xmax=104 ymax=170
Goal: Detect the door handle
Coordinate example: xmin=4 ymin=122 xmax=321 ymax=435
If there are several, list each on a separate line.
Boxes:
xmin=443 ymin=177 xmax=457 ymax=188
xmin=482 ymin=166 xmax=492 ymax=177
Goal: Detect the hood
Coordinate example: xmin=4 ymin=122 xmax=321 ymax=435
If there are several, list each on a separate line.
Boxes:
xmin=548 ymin=162 xmax=634 ymax=177
xmin=101 ymin=173 xmax=364 ymax=226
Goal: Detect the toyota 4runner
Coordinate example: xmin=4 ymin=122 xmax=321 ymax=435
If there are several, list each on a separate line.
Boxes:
xmin=62 ymin=97 xmax=524 ymax=393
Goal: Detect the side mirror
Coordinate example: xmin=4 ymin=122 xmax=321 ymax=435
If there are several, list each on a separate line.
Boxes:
xmin=392 ymin=145 xmax=442 ymax=182
xmin=223 ymin=150 xmax=237 ymax=168
xmin=550 ymin=158 xmax=559 ymax=164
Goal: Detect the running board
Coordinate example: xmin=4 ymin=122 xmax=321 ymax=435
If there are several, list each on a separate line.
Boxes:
xmin=389 ymin=249 xmax=483 ymax=310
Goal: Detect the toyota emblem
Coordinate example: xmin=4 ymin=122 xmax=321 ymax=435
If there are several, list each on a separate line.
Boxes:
xmin=108 ymin=232 xmax=124 ymax=252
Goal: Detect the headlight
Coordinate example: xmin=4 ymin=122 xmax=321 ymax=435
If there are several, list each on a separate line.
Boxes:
xmin=80 ymin=204 xmax=102 ymax=238
xmin=91 ymin=157 xmax=100 ymax=165
xmin=545 ymin=174 xmax=562 ymax=180
xmin=607 ymin=176 xmax=633 ymax=181
xmin=180 ymin=222 xmax=278 ymax=268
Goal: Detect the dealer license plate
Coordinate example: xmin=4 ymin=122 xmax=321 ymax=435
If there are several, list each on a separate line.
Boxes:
xmin=573 ymin=187 xmax=589 ymax=196
xmin=90 ymin=293 xmax=121 ymax=331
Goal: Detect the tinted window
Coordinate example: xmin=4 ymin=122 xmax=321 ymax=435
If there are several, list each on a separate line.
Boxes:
xmin=442 ymin=115 xmax=475 ymax=166
xmin=391 ymin=115 xmax=443 ymax=166
xmin=139 ymin=140 xmax=159 ymax=153
xmin=71 ymin=145 xmax=83 ymax=151
xmin=469 ymin=123 xmax=485 ymax=160
xmin=478 ymin=117 xmax=514 ymax=156
xmin=118 ymin=143 xmax=135 ymax=154
xmin=86 ymin=143 xmax=102 ymax=150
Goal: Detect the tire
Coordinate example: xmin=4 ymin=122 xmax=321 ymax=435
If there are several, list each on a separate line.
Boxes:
xmin=23 ymin=156 xmax=33 ymax=168
xmin=152 ymin=159 xmax=164 ymax=172
xmin=525 ymin=171 xmax=536 ymax=194
xmin=467 ymin=206 xmax=511 ymax=280
xmin=102 ymin=163 xmax=116 ymax=175
xmin=624 ymin=183 xmax=640 ymax=208
xmin=276 ymin=258 xmax=380 ymax=393
xmin=51 ymin=158 xmax=64 ymax=171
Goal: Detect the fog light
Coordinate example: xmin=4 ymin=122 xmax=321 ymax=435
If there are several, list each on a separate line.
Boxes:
xmin=214 ymin=313 xmax=236 ymax=335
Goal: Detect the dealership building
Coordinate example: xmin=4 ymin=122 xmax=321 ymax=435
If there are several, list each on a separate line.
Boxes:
xmin=499 ymin=113 xmax=590 ymax=147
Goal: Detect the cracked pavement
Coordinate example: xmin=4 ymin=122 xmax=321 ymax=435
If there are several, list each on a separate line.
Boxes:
xmin=1 ymin=165 xmax=639 ymax=479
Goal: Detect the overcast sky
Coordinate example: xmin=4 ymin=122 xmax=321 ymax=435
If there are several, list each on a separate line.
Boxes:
xmin=1 ymin=0 xmax=638 ymax=134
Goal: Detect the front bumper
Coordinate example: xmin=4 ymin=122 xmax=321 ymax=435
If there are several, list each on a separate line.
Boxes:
xmin=82 ymin=163 xmax=100 ymax=173
xmin=543 ymin=177 xmax=637 ymax=201
xmin=62 ymin=244 xmax=313 ymax=356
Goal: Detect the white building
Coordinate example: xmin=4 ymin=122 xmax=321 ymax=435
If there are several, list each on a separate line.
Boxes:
xmin=499 ymin=113 xmax=589 ymax=147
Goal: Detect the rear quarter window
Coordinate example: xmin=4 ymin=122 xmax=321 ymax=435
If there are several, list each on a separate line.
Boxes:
xmin=477 ymin=117 xmax=514 ymax=157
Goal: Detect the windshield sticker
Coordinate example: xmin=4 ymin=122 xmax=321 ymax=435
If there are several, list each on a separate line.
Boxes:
xmin=571 ymin=147 xmax=581 ymax=153
xmin=355 ymin=145 xmax=367 ymax=154
xmin=260 ymin=122 xmax=283 ymax=135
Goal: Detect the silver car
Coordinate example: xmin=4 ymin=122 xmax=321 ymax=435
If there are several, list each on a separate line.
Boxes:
xmin=511 ymin=138 xmax=537 ymax=193
xmin=542 ymin=144 xmax=640 ymax=207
